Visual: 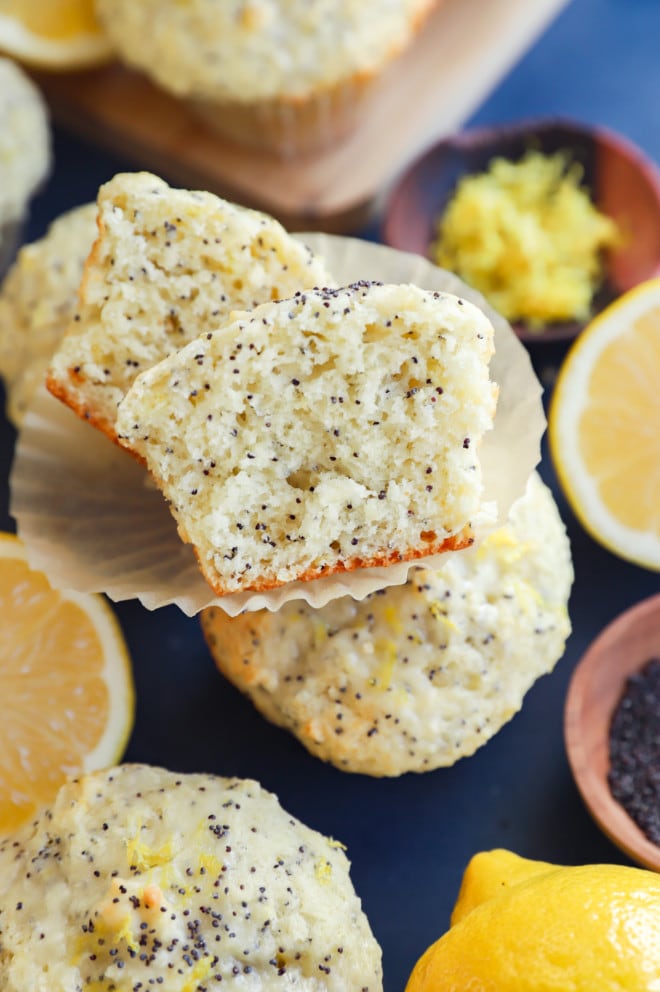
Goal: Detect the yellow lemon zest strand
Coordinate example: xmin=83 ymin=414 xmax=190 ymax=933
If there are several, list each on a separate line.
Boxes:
xmin=313 ymin=621 xmax=328 ymax=646
xmin=315 ymin=858 xmax=333 ymax=883
xmin=370 ymin=638 xmax=398 ymax=689
xmin=126 ymin=827 xmax=174 ymax=873
xmin=383 ymin=604 xmax=404 ymax=634
xmin=181 ymin=955 xmax=214 ymax=992
xmin=199 ymin=852 xmax=224 ymax=877
xmin=508 ymin=579 xmax=544 ymax=616
xmin=429 ymin=601 xmax=458 ymax=631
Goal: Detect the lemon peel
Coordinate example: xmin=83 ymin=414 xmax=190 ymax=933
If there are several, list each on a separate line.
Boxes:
xmin=406 ymin=849 xmax=660 ymax=992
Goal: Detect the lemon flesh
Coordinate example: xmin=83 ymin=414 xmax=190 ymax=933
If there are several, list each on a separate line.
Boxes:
xmin=0 ymin=532 xmax=134 ymax=834
xmin=549 ymin=278 xmax=660 ymax=570
xmin=0 ymin=0 xmax=113 ymax=68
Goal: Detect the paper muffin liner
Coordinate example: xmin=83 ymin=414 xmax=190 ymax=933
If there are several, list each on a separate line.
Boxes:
xmin=187 ymin=0 xmax=439 ymax=160
xmin=190 ymin=73 xmax=376 ymax=160
xmin=10 ymin=235 xmax=545 ymax=617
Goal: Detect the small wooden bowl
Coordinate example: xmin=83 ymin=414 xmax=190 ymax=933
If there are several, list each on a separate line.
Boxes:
xmin=565 ymin=593 xmax=660 ymax=872
xmin=382 ymin=118 xmax=660 ymax=344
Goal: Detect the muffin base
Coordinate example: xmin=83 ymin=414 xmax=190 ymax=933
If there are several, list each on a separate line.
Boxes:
xmin=190 ymin=73 xmax=377 ymax=159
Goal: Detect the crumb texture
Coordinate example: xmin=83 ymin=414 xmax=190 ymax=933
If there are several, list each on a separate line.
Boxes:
xmin=202 ymin=473 xmax=573 ymax=774
xmin=116 ymin=282 xmax=497 ymax=596
xmin=46 ymin=172 xmax=331 ymax=436
xmin=0 ymin=203 xmax=97 ymax=426
xmin=0 ymin=764 xmax=382 ymax=991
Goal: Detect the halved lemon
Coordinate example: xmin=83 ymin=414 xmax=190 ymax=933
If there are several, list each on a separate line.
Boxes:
xmin=549 ymin=278 xmax=660 ymax=570
xmin=0 ymin=532 xmax=134 ymax=834
xmin=0 ymin=0 xmax=114 ymax=69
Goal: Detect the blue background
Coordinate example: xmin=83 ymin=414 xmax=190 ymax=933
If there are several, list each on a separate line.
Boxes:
xmin=2 ymin=1 xmax=659 ymax=990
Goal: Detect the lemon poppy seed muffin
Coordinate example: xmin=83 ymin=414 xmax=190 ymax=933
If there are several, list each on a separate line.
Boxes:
xmin=0 ymin=57 xmax=51 ymax=275
xmin=46 ymin=172 xmax=332 ymax=442
xmin=0 ymin=763 xmax=383 ymax=991
xmin=201 ymin=473 xmax=573 ymax=775
xmin=94 ymin=0 xmax=438 ymax=157
xmin=116 ymin=281 xmax=497 ymax=597
xmin=0 ymin=203 xmax=97 ymax=427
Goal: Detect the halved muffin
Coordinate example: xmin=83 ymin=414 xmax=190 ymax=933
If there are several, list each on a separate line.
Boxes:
xmin=116 ymin=281 xmax=497 ymax=596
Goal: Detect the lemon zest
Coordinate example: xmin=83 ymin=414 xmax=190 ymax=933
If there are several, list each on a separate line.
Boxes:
xmin=126 ymin=827 xmax=174 ymax=873
xmin=181 ymin=955 xmax=214 ymax=992
xmin=315 ymin=858 xmax=333 ymax=883
xmin=370 ymin=638 xmax=398 ymax=689
xmin=433 ymin=150 xmax=620 ymax=327
xmin=383 ymin=605 xmax=404 ymax=634
xmin=511 ymin=579 xmax=544 ymax=615
xmin=429 ymin=601 xmax=458 ymax=631
xmin=199 ymin=852 xmax=224 ymax=877
xmin=313 ymin=621 xmax=328 ymax=646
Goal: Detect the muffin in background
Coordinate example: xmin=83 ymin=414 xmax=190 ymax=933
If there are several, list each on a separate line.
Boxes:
xmin=0 ymin=203 xmax=97 ymax=427
xmin=202 ymin=472 xmax=573 ymax=776
xmin=0 ymin=764 xmax=383 ymax=991
xmin=0 ymin=57 xmax=51 ymax=276
xmin=94 ymin=0 xmax=439 ymax=157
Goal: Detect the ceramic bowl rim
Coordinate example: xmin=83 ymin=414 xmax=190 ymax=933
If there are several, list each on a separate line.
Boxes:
xmin=564 ymin=592 xmax=660 ymax=872
xmin=383 ymin=115 xmax=660 ymax=344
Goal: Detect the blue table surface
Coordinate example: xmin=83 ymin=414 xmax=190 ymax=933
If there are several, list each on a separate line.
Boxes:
xmin=2 ymin=1 xmax=660 ymax=989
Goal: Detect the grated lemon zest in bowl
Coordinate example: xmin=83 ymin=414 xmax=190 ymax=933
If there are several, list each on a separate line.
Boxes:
xmin=432 ymin=150 xmax=620 ymax=328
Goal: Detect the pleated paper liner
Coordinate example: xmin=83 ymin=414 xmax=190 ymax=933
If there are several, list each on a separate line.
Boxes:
xmin=10 ymin=235 xmax=545 ymax=617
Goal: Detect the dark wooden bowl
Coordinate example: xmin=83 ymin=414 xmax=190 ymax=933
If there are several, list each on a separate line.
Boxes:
xmin=564 ymin=593 xmax=660 ymax=872
xmin=383 ymin=118 xmax=660 ymax=344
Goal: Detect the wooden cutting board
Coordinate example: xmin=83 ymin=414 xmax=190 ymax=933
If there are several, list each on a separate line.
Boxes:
xmin=31 ymin=0 xmax=569 ymax=230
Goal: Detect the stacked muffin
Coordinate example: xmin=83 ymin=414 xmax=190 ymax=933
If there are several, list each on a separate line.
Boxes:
xmin=115 ymin=281 xmax=498 ymax=595
xmin=0 ymin=57 xmax=51 ymax=277
xmin=0 ymin=171 xmax=571 ymax=988
xmin=94 ymin=0 xmax=439 ymax=156
xmin=47 ymin=171 xmax=333 ymax=441
xmin=4 ymin=171 xmax=570 ymax=780
xmin=202 ymin=471 xmax=572 ymax=775
xmin=0 ymin=764 xmax=383 ymax=991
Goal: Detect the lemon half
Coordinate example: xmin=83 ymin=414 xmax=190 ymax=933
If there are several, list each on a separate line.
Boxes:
xmin=0 ymin=0 xmax=113 ymax=69
xmin=0 ymin=532 xmax=134 ymax=834
xmin=549 ymin=278 xmax=660 ymax=570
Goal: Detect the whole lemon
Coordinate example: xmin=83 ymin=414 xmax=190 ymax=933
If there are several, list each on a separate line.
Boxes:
xmin=406 ymin=849 xmax=660 ymax=992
